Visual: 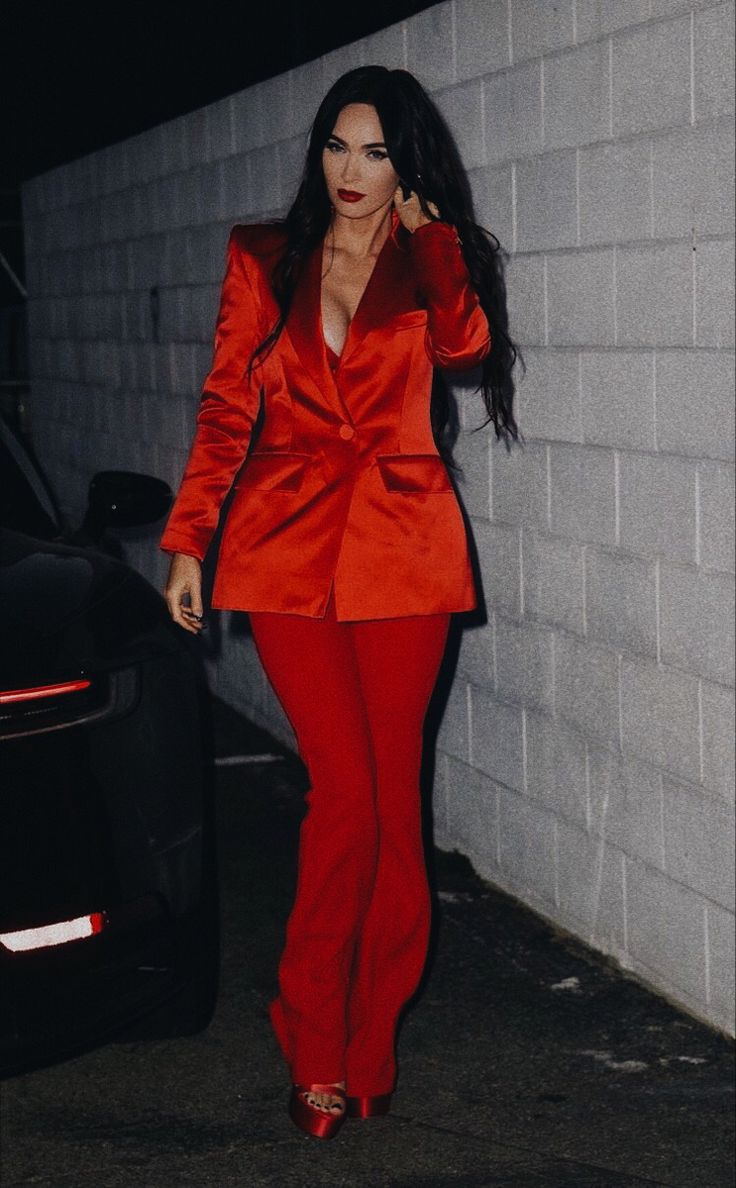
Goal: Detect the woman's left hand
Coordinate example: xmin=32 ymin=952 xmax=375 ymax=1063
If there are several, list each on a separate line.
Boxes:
xmin=393 ymin=186 xmax=441 ymax=233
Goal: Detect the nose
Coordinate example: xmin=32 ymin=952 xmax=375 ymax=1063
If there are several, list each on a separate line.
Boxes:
xmin=341 ymin=153 xmax=362 ymax=185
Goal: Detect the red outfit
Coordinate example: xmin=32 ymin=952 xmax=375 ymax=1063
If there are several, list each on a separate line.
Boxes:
xmin=250 ymin=587 xmax=449 ymax=1094
xmin=160 ymin=211 xmax=491 ymax=1095
xmin=159 ymin=212 xmax=490 ymax=619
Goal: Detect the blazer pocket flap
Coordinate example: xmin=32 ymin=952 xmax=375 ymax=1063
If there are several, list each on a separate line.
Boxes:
xmin=238 ymin=451 xmax=311 ymax=491
xmin=376 ymin=453 xmax=453 ymax=494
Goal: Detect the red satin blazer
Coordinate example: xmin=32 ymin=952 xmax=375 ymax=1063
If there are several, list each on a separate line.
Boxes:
xmin=159 ymin=211 xmax=491 ymax=619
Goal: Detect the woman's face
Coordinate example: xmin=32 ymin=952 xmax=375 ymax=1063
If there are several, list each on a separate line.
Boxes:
xmin=322 ymin=103 xmax=399 ymax=219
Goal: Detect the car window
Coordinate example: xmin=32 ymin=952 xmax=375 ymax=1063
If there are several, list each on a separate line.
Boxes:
xmin=0 ymin=417 xmax=61 ymax=539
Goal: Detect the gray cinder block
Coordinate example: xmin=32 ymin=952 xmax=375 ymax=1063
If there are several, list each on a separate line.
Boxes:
xmin=515 ymin=149 xmax=578 ymax=253
xmin=626 ymin=856 xmax=707 ymax=1002
xmin=543 ymin=42 xmax=611 ymax=151
xmin=506 ymin=252 xmax=546 ymax=345
xmin=469 ymin=686 xmax=525 ymax=790
xmin=588 ymin=747 xmax=665 ymax=869
xmin=498 ymin=789 xmax=558 ymax=906
xmin=549 ymin=443 xmax=616 ymax=546
xmin=495 ymin=616 xmax=554 ymax=712
xmin=662 ymin=777 xmax=735 ymax=909
xmin=445 ymin=756 xmax=500 ymax=863
xmin=547 ymin=248 xmax=616 ymax=346
xmin=616 ymin=242 xmax=694 ymax=347
xmin=454 ymin=425 xmax=491 ymax=518
xmin=659 ymin=561 xmax=735 ymax=685
xmin=575 ymin=0 xmax=650 ymax=43
xmin=620 ymin=656 xmax=700 ymax=782
xmin=484 ymin=62 xmax=543 ymax=164
xmin=457 ymin=619 xmax=495 ymax=689
xmin=525 ymin=709 xmax=587 ymax=825
xmin=578 ymin=140 xmax=652 ymax=247
xmin=515 ymin=346 xmax=582 ymax=441
xmin=555 ymin=634 xmax=621 ymax=745
xmin=706 ymin=902 xmax=736 ymax=1034
xmin=700 ymin=680 xmax=736 ymax=800
xmin=510 ymin=0 xmax=575 ymax=63
xmin=694 ymin=2 xmax=736 ymax=121
xmin=437 ymin=678 xmax=471 ymax=763
xmin=473 ymin=520 xmax=522 ymax=617
xmin=555 ymin=818 xmax=626 ymax=949
xmin=586 ymin=547 xmax=658 ymax=658
xmin=436 ymin=80 xmax=486 ymax=170
xmin=406 ymin=4 xmax=455 ymax=91
xmin=655 ymin=349 xmax=735 ymax=462
xmin=695 ymin=238 xmax=735 ymax=349
xmin=492 ymin=440 xmax=549 ymax=529
xmin=469 ymin=162 xmax=513 ymax=252
xmin=652 ymin=122 xmax=735 ymax=240
xmin=619 ymin=452 xmax=697 ymax=564
xmin=698 ymin=462 xmax=735 ymax=574
xmin=611 ymin=15 xmax=692 ymax=137
xmin=522 ymin=528 xmax=585 ymax=635
xmin=454 ymin=0 xmax=509 ymax=78
xmin=580 ymin=349 xmax=656 ymax=450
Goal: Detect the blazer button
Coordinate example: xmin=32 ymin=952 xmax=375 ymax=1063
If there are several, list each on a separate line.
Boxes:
xmin=338 ymin=423 xmax=355 ymax=440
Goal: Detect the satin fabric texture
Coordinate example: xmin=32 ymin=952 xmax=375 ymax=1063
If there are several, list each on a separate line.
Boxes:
xmin=159 ymin=211 xmax=491 ymax=620
xmin=249 ymin=586 xmax=451 ymax=1094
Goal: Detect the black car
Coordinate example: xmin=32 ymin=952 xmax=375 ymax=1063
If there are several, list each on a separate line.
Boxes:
xmin=0 ymin=414 xmax=218 ymax=1077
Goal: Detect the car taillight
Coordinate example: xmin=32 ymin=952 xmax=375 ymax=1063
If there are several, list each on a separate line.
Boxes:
xmin=0 ymin=679 xmax=92 ymax=705
xmin=0 ymin=668 xmax=138 ymax=740
xmin=0 ymin=912 xmax=106 ymax=953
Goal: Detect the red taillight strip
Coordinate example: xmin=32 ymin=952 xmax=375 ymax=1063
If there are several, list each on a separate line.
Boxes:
xmin=0 ymin=679 xmax=91 ymax=705
xmin=0 ymin=912 xmax=106 ymax=952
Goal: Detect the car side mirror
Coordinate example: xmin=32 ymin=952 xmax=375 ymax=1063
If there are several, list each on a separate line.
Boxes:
xmin=79 ymin=470 xmax=173 ymax=543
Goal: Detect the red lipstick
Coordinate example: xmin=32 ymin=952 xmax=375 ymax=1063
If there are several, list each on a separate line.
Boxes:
xmin=337 ymin=189 xmax=365 ymax=202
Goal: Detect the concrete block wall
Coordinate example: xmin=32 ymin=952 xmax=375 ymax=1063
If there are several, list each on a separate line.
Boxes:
xmin=21 ymin=0 xmax=735 ymax=1034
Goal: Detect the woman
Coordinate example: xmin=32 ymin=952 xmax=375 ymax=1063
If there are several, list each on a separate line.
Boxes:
xmin=161 ymin=65 xmax=519 ymax=1139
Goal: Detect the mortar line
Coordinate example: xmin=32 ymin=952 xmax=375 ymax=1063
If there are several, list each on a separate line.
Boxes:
xmin=521 ymin=706 xmax=528 ymax=793
xmin=689 ymin=11 xmax=695 ymax=126
xmin=697 ymin=678 xmax=705 ymax=785
xmin=575 ymin=148 xmax=581 ymax=246
xmin=608 ymin=38 xmax=613 ymax=139
xmin=703 ymin=903 xmax=711 ymax=1005
xmin=655 ymin=557 xmax=661 ymax=665
xmin=540 ymin=57 xmax=545 ymax=146
xmin=506 ymin=0 xmax=513 ymax=64
xmin=694 ymin=465 xmax=701 ymax=567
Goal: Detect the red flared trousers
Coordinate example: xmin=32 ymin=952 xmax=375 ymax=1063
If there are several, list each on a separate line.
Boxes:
xmin=249 ymin=587 xmax=450 ymax=1096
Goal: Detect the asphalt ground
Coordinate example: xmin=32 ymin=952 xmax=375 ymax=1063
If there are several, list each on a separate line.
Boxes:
xmin=2 ymin=696 xmax=734 ymax=1187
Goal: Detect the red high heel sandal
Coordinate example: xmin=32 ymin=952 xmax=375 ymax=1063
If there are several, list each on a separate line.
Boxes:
xmin=345 ymin=1093 xmax=392 ymax=1119
xmin=289 ymin=1083 xmax=348 ymax=1140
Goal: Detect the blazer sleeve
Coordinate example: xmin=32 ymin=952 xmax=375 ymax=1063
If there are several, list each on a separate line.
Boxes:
xmin=159 ymin=227 xmax=264 ymax=561
xmin=408 ymin=221 xmax=492 ymax=370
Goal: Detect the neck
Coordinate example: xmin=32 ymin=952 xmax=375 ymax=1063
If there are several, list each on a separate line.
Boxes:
xmin=328 ymin=204 xmax=394 ymax=257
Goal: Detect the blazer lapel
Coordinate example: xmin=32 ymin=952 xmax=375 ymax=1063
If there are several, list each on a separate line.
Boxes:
xmin=285 ymin=243 xmax=348 ymax=421
xmin=338 ymin=214 xmax=414 ymax=369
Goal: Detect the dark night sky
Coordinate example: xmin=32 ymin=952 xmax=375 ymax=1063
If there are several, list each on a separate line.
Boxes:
xmin=3 ymin=0 xmax=437 ymax=188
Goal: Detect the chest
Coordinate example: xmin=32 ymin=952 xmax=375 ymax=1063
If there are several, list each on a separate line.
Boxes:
xmin=321 ymin=249 xmax=381 ymax=357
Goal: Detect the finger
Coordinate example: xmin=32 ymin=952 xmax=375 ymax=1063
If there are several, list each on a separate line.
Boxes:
xmin=188 ymin=584 xmax=204 ymax=619
xmin=165 ymin=585 xmax=201 ymax=633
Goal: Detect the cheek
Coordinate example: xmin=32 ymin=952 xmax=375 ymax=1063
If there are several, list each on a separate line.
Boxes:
xmin=374 ymin=166 xmax=399 ymax=197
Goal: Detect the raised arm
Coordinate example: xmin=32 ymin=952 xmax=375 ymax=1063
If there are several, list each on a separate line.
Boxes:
xmin=409 ymin=221 xmax=491 ymax=370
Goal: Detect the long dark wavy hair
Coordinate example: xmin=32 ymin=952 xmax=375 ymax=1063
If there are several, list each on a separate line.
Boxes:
xmin=250 ymin=65 xmax=522 ymax=451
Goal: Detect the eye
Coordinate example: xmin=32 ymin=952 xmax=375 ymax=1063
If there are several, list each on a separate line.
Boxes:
xmin=367 ymin=150 xmax=389 ymax=161
xmin=325 ymin=140 xmax=344 ymax=153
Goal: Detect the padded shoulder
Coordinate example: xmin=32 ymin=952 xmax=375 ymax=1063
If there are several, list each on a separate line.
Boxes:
xmin=231 ymin=222 xmax=288 ymax=260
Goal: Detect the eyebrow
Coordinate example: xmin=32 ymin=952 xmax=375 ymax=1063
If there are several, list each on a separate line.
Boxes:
xmin=327 ymin=133 xmax=387 ymax=149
